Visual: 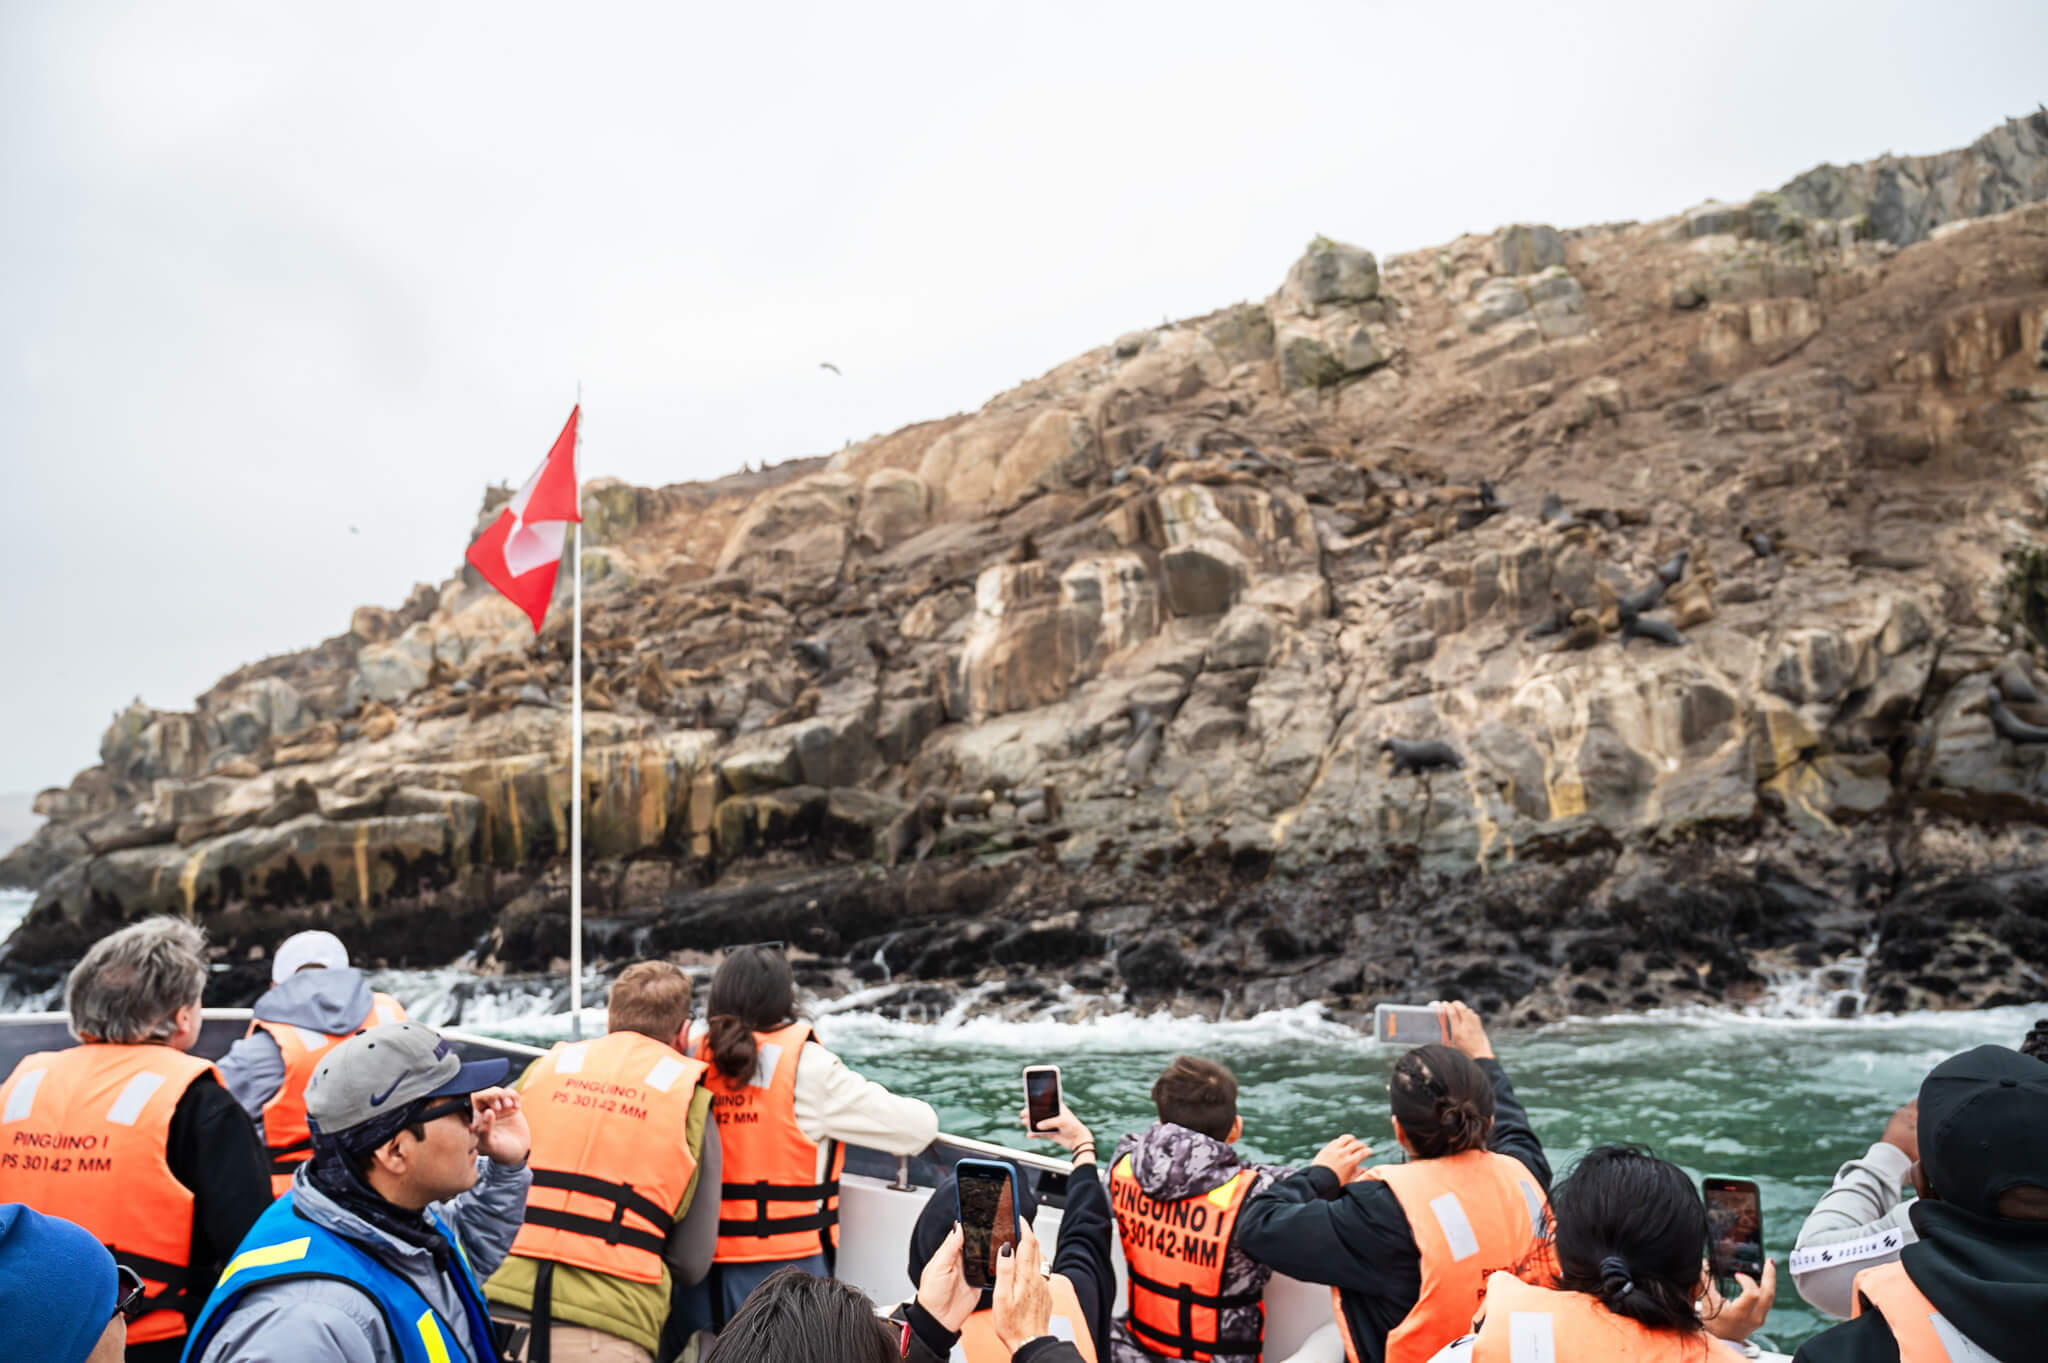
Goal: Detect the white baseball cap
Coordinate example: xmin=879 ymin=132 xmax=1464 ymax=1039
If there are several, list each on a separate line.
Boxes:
xmin=272 ymin=930 xmax=350 ymax=984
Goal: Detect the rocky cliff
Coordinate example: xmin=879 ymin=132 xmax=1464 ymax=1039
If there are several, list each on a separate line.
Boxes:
xmin=8 ymin=115 xmax=2048 ymax=1025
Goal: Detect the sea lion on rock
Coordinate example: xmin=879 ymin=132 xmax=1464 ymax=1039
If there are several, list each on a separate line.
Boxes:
xmin=1657 ymin=548 xmax=1690 ymax=586
xmin=1619 ymin=576 xmax=1667 ymax=613
xmin=791 ymin=639 xmax=831 ymax=674
xmin=946 ymin=791 xmax=995 ymax=820
xmin=1379 ymin=737 xmax=1464 ymax=776
xmin=1617 ymin=603 xmax=1685 ymax=648
xmin=1990 ymin=697 xmax=2048 ymax=745
xmin=1741 ymin=525 xmax=1774 ymax=559
xmin=1994 ymin=659 xmax=2044 ymax=706
xmin=881 ymin=791 xmax=947 ymax=865
xmin=1559 ymin=609 xmax=1602 ymax=651
xmin=1526 ymin=591 xmax=1573 ymax=640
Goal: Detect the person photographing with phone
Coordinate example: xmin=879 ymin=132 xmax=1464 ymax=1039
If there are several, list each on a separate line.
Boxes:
xmin=1234 ymin=1001 xmax=1550 ymax=1363
xmin=897 ymin=1100 xmax=1114 ymax=1361
xmin=1425 ymin=1145 xmax=1778 ymax=1362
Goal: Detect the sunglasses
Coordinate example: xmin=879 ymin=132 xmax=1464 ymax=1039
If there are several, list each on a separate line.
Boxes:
xmin=114 ymin=1264 xmax=147 ymax=1322
xmin=393 ymin=1094 xmax=477 ymax=1144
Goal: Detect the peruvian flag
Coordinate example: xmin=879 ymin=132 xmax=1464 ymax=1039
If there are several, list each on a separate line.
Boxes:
xmin=466 ymin=406 xmax=582 ymax=633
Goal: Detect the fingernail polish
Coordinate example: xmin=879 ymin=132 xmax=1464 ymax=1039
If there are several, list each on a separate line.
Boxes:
xmin=1000 ymin=1245 xmax=1013 ymax=1258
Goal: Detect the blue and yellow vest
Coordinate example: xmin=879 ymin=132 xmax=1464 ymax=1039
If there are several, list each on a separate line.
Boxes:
xmin=182 ymin=1192 xmax=499 ymax=1363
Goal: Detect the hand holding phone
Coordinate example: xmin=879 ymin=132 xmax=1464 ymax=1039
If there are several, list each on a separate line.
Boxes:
xmin=956 ymin=1159 xmax=1023 ymax=1290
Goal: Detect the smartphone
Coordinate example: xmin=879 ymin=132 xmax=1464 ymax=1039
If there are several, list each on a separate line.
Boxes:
xmin=1703 ymin=1176 xmax=1765 ymax=1293
xmin=1024 ymin=1065 xmax=1062 ymax=1133
xmin=1373 ymin=1003 xmax=1447 ymax=1045
xmin=955 ymin=1159 xmax=1023 ymax=1290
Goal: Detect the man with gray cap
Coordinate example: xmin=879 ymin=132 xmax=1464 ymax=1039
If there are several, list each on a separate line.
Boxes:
xmin=218 ymin=929 xmax=409 ymax=1195
xmin=185 ymin=1022 xmax=533 ymax=1363
xmin=1793 ymin=1043 xmax=2048 ymax=1363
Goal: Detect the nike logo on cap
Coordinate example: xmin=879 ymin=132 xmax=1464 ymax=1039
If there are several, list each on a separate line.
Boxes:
xmin=367 ymin=1076 xmax=404 ymax=1107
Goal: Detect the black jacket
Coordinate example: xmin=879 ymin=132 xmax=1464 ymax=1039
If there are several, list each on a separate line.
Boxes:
xmin=1792 ymin=1198 xmax=2048 ymax=1363
xmin=1232 ymin=1058 xmax=1550 ymax=1363
xmin=897 ymin=1158 xmax=1117 ymax=1363
xmin=128 ymin=1071 xmax=275 ymax=1363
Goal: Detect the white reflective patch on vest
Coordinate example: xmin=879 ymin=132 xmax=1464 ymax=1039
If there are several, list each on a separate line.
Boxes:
xmin=1519 ymin=1179 xmax=1545 ymax=1237
xmin=2 ymin=1067 xmax=46 ymax=1123
xmin=751 ymin=1042 xmax=783 ymax=1090
xmin=291 ymin=1027 xmax=332 ymax=1053
xmin=555 ymin=1043 xmax=590 ymax=1075
xmin=646 ymin=1056 xmax=688 ymax=1093
xmin=1507 ymin=1311 xmax=1556 ymax=1363
xmin=1431 ymin=1191 xmax=1481 ymax=1261
xmin=1929 ymin=1312 xmax=1999 ymax=1363
xmin=373 ymin=1001 xmax=399 ymax=1025
xmin=1789 ymin=1226 xmax=1908 ymax=1275
xmin=106 ymin=1071 xmax=167 ymax=1126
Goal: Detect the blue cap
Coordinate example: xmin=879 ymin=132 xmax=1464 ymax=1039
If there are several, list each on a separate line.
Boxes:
xmin=0 ymin=1203 xmax=119 ymax=1363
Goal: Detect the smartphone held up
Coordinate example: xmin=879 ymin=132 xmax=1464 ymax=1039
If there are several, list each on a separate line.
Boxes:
xmin=955 ymin=1159 xmax=1023 ymax=1290
xmin=1373 ymin=1003 xmax=1449 ymax=1045
xmin=1024 ymin=1065 xmax=1063 ymax=1133
xmin=1703 ymin=1175 xmax=1765 ymax=1293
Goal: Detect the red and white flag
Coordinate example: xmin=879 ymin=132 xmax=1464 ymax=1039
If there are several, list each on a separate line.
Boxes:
xmin=466 ymin=406 xmax=582 ymax=633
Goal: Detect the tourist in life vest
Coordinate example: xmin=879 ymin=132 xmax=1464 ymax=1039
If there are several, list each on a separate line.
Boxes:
xmin=1234 ymin=1001 xmax=1550 ymax=1363
xmin=690 ymin=943 xmax=937 ymax=1323
xmin=184 ymin=1022 xmax=533 ymax=1363
xmin=0 ymin=916 xmax=271 ymax=1363
xmin=217 ymin=929 xmax=409 ymax=1196
xmin=1793 ymin=1044 xmax=2048 ymax=1363
xmin=1107 ymin=1056 xmax=1293 ymax=1363
xmin=1791 ymin=1019 xmax=2048 ymax=1321
xmin=896 ymin=1107 xmax=1115 ymax=1362
xmin=0 ymin=1202 xmax=137 ymax=1363
xmin=484 ymin=960 xmax=723 ymax=1363
xmin=1427 ymin=1144 xmax=1777 ymax=1362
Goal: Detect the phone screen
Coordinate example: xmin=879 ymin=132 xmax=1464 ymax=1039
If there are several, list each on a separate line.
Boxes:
xmin=1703 ymin=1177 xmax=1765 ymax=1287
xmin=1024 ymin=1067 xmax=1061 ymax=1132
xmin=956 ymin=1162 xmax=1020 ymax=1290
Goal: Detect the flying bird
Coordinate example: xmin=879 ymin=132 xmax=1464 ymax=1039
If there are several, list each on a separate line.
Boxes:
xmin=819 ymin=362 xmax=842 ymax=376
xmin=349 ymin=526 xmax=360 ymax=535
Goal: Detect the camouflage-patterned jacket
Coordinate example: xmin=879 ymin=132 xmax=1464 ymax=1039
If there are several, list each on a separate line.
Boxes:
xmin=1107 ymin=1121 xmax=1294 ymax=1363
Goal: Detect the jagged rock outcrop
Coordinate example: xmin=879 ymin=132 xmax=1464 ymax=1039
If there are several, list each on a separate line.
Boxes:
xmin=7 ymin=117 xmax=2048 ymax=1022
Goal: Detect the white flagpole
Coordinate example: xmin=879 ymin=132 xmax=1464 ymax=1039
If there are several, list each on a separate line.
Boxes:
xmin=569 ymin=392 xmax=584 ymax=1040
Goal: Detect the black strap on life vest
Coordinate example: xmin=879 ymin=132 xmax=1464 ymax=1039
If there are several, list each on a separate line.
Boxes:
xmin=1125 ymin=1262 xmax=1264 ymax=1358
xmin=519 ymin=1168 xmax=675 ymax=1257
xmin=265 ymin=1136 xmax=314 ymax=1174
xmin=716 ymin=1172 xmax=842 ymax=1239
xmin=108 ymin=1246 xmax=194 ymax=1318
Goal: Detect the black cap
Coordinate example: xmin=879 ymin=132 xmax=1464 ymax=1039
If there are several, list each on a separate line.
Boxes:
xmin=1919 ymin=1044 xmax=2048 ymax=1218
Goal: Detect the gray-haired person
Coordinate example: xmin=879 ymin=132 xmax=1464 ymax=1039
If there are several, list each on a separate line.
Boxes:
xmin=0 ymin=916 xmax=272 ymax=1363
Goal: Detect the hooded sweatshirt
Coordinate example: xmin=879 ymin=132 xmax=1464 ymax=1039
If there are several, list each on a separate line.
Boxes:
xmin=190 ymin=1156 xmax=532 ymax=1363
xmin=1792 ymin=1197 xmax=2048 ymax=1363
xmin=1107 ymin=1122 xmax=1291 ymax=1363
xmin=217 ymin=967 xmax=382 ymax=1128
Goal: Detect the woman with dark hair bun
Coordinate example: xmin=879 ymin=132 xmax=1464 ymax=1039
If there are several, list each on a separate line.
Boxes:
xmin=1427 ymin=1145 xmax=1777 ymax=1361
xmin=1236 ymin=1001 xmax=1553 ymax=1363
xmin=692 ymin=944 xmax=938 ymax=1324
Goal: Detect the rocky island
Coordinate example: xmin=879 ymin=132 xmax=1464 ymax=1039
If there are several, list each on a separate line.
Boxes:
xmin=7 ymin=114 xmax=2048 ymax=1026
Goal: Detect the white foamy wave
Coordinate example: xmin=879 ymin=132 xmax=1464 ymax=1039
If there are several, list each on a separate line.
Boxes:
xmin=0 ymin=890 xmax=61 ymax=1012
xmin=813 ymin=998 xmax=1371 ymax=1054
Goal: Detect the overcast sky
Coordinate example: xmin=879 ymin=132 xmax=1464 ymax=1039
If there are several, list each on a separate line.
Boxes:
xmin=2 ymin=2 xmax=2043 ymax=797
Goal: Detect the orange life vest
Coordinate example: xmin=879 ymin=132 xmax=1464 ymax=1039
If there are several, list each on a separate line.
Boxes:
xmin=1333 ymin=1150 xmax=1549 ymax=1363
xmin=1110 ymin=1154 xmax=1262 ymax=1360
xmin=1852 ymin=1260 xmax=1998 ymax=1363
xmin=0 ymin=1043 xmax=219 ymax=1345
xmin=507 ymin=1029 xmax=708 ymax=1284
xmin=251 ymin=990 xmax=407 ymax=1195
xmin=696 ymin=1022 xmax=845 ymax=1263
xmin=1470 ymin=1272 xmax=1744 ymax=1362
xmin=959 ymin=1274 xmax=1100 ymax=1363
